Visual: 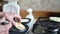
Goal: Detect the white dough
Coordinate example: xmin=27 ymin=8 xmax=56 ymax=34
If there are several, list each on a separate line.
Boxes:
xmin=15 ymin=23 xmax=26 ymax=30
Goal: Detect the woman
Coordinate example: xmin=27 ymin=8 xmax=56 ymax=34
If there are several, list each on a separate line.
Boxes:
xmin=0 ymin=12 xmax=21 ymax=34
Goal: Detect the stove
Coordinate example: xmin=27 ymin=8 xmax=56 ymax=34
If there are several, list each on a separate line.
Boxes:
xmin=32 ymin=17 xmax=60 ymax=34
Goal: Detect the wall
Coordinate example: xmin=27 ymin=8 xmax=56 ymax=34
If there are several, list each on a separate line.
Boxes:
xmin=3 ymin=0 xmax=60 ymax=11
xmin=20 ymin=9 xmax=50 ymax=19
xmin=18 ymin=0 xmax=60 ymax=11
xmin=18 ymin=0 xmax=60 ymax=18
xmin=20 ymin=9 xmax=60 ymax=19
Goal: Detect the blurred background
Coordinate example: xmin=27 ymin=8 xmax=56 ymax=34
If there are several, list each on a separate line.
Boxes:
xmin=1 ymin=0 xmax=60 ymax=19
xmin=0 ymin=0 xmax=60 ymax=34
xmin=3 ymin=0 xmax=60 ymax=11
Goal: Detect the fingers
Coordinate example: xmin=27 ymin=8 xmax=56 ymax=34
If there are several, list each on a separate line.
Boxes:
xmin=5 ymin=22 xmax=12 ymax=29
xmin=0 ymin=17 xmax=6 ymax=24
xmin=0 ymin=12 xmax=21 ymax=28
xmin=5 ymin=12 xmax=21 ymax=26
xmin=13 ymin=16 xmax=21 ymax=22
xmin=5 ymin=12 xmax=21 ymax=22
xmin=0 ymin=22 xmax=12 ymax=31
xmin=10 ymin=13 xmax=21 ymax=22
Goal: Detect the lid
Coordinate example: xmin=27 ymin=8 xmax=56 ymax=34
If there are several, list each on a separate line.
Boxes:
xmin=3 ymin=3 xmax=20 ymax=15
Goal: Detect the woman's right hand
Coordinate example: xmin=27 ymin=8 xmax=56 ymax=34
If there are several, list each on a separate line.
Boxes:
xmin=4 ymin=12 xmax=21 ymax=26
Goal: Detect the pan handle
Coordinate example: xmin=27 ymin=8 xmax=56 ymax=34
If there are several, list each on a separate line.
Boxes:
xmin=38 ymin=17 xmax=49 ymax=21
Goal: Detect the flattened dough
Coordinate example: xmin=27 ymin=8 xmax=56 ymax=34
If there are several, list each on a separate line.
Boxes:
xmin=15 ymin=23 xmax=26 ymax=30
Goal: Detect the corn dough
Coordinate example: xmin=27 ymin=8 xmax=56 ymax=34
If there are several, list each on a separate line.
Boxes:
xmin=15 ymin=23 xmax=26 ymax=30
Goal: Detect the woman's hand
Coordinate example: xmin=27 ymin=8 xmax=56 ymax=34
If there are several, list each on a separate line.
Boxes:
xmin=0 ymin=12 xmax=21 ymax=34
xmin=0 ymin=12 xmax=12 ymax=34
xmin=5 ymin=12 xmax=21 ymax=26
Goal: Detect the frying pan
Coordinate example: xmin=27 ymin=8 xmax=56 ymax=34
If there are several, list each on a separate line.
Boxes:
xmin=9 ymin=24 xmax=29 ymax=34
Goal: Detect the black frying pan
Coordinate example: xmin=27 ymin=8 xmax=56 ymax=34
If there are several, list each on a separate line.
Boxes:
xmin=9 ymin=24 xmax=29 ymax=34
